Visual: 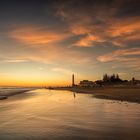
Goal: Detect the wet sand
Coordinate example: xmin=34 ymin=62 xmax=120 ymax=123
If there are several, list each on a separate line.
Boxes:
xmin=52 ymin=87 xmax=140 ymax=103
xmin=1 ymin=87 xmax=140 ymax=103
xmin=0 ymin=88 xmax=34 ymax=100
xmin=0 ymin=89 xmax=140 ymax=140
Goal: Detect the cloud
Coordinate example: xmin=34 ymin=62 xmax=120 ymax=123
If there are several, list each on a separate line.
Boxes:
xmin=1 ymin=0 xmax=139 ymax=73
xmin=2 ymin=59 xmax=28 ymax=63
xmin=54 ymin=0 xmax=140 ymax=48
xmin=74 ymin=34 xmax=104 ymax=47
xmin=109 ymin=21 xmax=140 ymax=37
xmin=97 ymin=47 xmax=140 ymax=62
xmin=5 ymin=25 xmax=94 ymax=65
xmin=9 ymin=26 xmax=70 ymax=45
xmin=97 ymin=47 xmax=140 ymax=68
xmin=0 ymin=30 xmax=93 ymax=66
xmin=52 ymin=67 xmax=74 ymax=75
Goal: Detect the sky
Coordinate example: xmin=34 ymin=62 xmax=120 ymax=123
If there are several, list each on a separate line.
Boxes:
xmin=0 ymin=0 xmax=140 ymax=86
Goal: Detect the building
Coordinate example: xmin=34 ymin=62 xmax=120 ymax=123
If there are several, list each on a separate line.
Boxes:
xmin=131 ymin=79 xmax=140 ymax=86
xmin=79 ymin=80 xmax=94 ymax=87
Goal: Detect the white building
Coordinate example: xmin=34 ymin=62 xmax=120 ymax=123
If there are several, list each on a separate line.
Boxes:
xmin=79 ymin=80 xmax=94 ymax=87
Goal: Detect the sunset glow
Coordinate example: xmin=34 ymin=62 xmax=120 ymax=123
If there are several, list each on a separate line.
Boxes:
xmin=0 ymin=0 xmax=139 ymax=86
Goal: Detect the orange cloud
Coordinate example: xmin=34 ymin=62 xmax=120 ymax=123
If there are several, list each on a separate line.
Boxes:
xmin=97 ymin=48 xmax=140 ymax=62
xmin=71 ymin=25 xmax=90 ymax=35
xmin=109 ymin=21 xmax=140 ymax=37
xmin=70 ymin=19 xmax=140 ymax=48
xmin=75 ymin=34 xmax=104 ymax=47
xmin=55 ymin=1 xmax=140 ymax=48
xmin=10 ymin=26 xmax=70 ymax=45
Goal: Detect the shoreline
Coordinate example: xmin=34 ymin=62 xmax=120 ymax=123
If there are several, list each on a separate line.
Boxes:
xmin=1 ymin=87 xmax=140 ymax=103
xmin=0 ymin=88 xmax=35 ymax=100
xmin=50 ymin=87 xmax=140 ymax=103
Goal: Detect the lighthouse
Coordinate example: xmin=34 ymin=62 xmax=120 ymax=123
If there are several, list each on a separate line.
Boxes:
xmin=72 ymin=74 xmax=75 ymax=87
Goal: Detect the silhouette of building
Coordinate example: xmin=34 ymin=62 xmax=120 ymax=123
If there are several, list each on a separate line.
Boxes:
xmin=72 ymin=74 xmax=75 ymax=87
xmin=79 ymin=80 xmax=94 ymax=87
xmin=131 ymin=77 xmax=140 ymax=86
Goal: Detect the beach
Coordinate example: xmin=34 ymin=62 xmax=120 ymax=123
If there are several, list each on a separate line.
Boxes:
xmin=0 ymin=89 xmax=140 ymax=140
xmin=1 ymin=86 xmax=140 ymax=103
xmin=0 ymin=87 xmax=34 ymax=100
xmin=52 ymin=87 xmax=140 ymax=103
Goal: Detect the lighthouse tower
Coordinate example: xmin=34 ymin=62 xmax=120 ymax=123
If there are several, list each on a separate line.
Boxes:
xmin=72 ymin=74 xmax=75 ymax=87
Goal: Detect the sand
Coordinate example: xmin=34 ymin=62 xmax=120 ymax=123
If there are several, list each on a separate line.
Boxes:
xmin=52 ymin=87 xmax=140 ymax=103
xmin=1 ymin=86 xmax=140 ymax=103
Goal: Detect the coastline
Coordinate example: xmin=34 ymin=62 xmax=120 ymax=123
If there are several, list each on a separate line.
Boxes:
xmin=51 ymin=87 xmax=140 ymax=103
xmin=0 ymin=88 xmax=35 ymax=100
xmin=1 ymin=86 xmax=140 ymax=103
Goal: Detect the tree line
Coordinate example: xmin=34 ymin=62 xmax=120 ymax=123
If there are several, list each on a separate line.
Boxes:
xmin=95 ymin=74 xmax=124 ymax=86
xmin=103 ymin=73 xmax=123 ymax=83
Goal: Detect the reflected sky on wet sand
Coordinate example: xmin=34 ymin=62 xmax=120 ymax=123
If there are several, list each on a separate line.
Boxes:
xmin=0 ymin=89 xmax=140 ymax=140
